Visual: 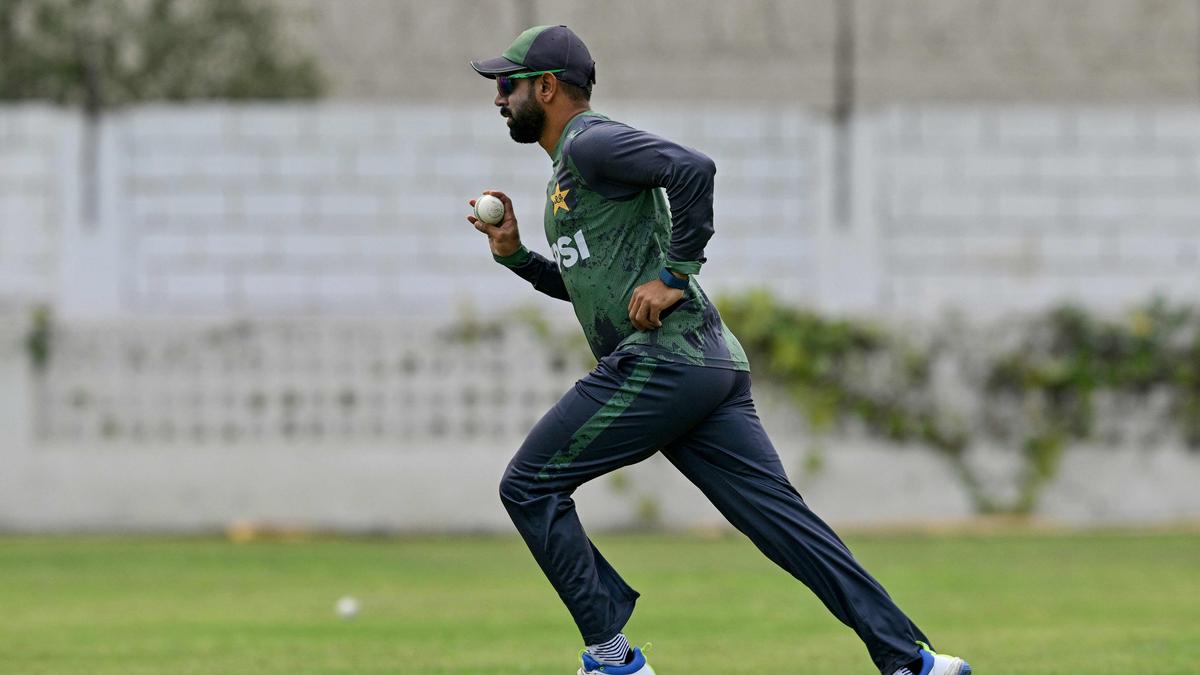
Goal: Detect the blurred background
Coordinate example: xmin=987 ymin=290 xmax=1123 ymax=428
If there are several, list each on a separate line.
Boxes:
xmin=2 ymin=0 xmax=1200 ymax=533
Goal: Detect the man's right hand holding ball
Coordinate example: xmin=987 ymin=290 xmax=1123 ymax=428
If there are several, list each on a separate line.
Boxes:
xmin=468 ymin=190 xmax=522 ymax=258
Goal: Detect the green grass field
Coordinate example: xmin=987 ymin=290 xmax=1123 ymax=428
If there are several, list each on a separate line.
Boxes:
xmin=1 ymin=530 xmax=1197 ymax=674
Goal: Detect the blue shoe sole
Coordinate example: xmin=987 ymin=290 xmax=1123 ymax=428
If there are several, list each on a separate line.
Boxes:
xmin=961 ymin=663 xmax=973 ymax=675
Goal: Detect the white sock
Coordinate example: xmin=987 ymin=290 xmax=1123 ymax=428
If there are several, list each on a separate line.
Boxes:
xmin=586 ymin=633 xmax=630 ymax=665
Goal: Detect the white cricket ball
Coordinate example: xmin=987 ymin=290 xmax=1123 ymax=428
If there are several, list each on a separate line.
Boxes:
xmin=474 ymin=194 xmax=505 ymax=225
xmin=335 ymin=596 xmax=360 ymax=620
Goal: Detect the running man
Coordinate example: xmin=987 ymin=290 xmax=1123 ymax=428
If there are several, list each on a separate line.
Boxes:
xmin=467 ymin=25 xmax=972 ymax=675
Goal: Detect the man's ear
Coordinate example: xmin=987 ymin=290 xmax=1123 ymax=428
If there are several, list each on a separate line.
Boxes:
xmin=538 ymin=73 xmax=556 ymax=102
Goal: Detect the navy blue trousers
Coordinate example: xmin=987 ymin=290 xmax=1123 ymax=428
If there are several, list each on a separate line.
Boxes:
xmin=499 ymin=351 xmax=929 ymax=674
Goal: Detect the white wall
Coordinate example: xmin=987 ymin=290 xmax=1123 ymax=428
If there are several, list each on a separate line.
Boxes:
xmin=4 ymin=103 xmax=1200 ymax=531
xmin=0 ymin=107 xmax=77 ymax=308
xmin=870 ymin=107 xmax=1200 ymax=316
xmin=5 ymin=316 xmax=1199 ymax=532
xmin=103 ymin=103 xmax=820 ymax=316
xmin=4 ymin=104 xmax=1198 ymax=320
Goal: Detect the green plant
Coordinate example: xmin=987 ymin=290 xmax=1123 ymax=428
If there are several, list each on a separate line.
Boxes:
xmin=718 ymin=291 xmax=1200 ymax=516
xmin=0 ymin=0 xmax=323 ymax=109
xmin=983 ymin=300 xmax=1200 ymax=510
xmin=24 ymin=304 xmax=54 ymax=372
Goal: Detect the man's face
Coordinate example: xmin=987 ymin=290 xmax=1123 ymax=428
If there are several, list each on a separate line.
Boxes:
xmin=496 ymin=77 xmax=546 ymax=144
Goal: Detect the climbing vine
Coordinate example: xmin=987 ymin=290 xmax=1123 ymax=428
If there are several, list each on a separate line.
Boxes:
xmin=24 ymin=304 xmax=54 ymax=372
xmin=719 ymin=291 xmax=1200 ymax=515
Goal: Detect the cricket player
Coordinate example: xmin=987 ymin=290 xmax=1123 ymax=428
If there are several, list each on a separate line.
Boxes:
xmin=467 ymin=25 xmax=972 ymax=675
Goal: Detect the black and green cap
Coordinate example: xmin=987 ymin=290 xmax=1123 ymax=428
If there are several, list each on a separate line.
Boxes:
xmin=470 ymin=24 xmax=596 ymax=91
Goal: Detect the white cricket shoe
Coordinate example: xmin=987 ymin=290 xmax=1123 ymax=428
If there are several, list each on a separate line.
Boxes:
xmin=905 ymin=640 xmax=972 ymax=675
xmin=578 ymin=646 xmax=655 ymax=675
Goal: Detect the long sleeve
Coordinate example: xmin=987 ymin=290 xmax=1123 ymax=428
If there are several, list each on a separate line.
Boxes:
xmin=568 ymin=122 xmax=716 ymax=275
xmin=493 ymin=246 xmax=570 ymax=301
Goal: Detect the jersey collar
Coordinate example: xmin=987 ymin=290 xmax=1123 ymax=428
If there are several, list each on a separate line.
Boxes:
xmin=551 ymin=110 xmax=606 ymax=163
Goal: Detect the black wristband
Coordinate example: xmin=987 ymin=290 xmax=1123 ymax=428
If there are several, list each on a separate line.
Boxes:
xmin=659 ymin=267 xmax=689 ymax=290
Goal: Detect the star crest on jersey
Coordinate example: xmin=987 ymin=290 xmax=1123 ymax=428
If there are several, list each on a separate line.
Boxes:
xmin=551 ymin=182 xmax=571 ymax=215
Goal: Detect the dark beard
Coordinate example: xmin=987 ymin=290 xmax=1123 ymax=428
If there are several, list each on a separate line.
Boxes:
xmin=505 ymin=96 xmax=545 ymax=144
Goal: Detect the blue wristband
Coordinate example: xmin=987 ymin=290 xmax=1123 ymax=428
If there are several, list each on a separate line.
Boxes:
xmin=659 ymin=267 xmax=689 ymax=290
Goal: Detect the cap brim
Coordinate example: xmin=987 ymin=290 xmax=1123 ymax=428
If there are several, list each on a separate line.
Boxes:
xmin=470 ymin=56 xmax=526 ymax=78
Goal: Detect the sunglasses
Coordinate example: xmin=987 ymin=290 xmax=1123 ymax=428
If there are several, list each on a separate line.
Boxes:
xmin=496 ymin=69 xmax=565 ymax=96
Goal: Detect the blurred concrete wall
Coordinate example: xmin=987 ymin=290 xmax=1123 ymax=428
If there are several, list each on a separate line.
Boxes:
xmin=0 ymin=110 xmax=72 ymax=305
xmin=4 ymin=103 xmax=1198 ymax=319
xmin=3 ymin=315 xmax=1199 ymax=532
xmin=276 ymin=0 xmax=1200 ymax=105
xmin=0 ymin=103 xmax=822 ymax=317
xmin=4 ymin=101 xmax=1200 ymax=530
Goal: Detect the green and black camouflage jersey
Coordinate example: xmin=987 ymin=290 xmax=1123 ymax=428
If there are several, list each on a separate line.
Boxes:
xmin=494 ymin=111 xmax=749 ymax=372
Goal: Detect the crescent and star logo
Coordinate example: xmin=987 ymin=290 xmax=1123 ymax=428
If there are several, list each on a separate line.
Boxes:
xmin=551 ymin=182 xmax=571 ymax=215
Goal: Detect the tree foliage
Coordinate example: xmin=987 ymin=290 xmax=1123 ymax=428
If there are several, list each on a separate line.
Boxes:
xmin=0 ymin=0 xmax=323 ymax=110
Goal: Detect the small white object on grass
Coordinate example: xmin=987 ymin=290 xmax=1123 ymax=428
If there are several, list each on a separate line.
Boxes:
xmin=474 ymin=194 xmax=505 ymax=225
xmin=336 ymin=596 xmax=360 ymax=620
